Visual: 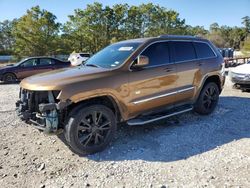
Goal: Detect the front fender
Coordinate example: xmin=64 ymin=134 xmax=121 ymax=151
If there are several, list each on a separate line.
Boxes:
xmin=58 ymin=89 xmax=129 ymax=121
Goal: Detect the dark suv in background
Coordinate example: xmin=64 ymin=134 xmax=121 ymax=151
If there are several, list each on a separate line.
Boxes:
xmin=16 ymin=35 xmax=225 ymax=155
xmin=0 ymin=57 xmax=70 ymax=82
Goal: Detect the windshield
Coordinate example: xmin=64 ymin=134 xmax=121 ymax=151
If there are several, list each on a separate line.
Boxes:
xmin=85 ymin=42 xmax=141 ymax=68
xmin=15 ymin=58 xmax=29 ymax=66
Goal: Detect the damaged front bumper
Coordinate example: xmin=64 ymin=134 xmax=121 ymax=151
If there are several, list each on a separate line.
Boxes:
xmin=16 ymin=89 xmax=69 ymax=134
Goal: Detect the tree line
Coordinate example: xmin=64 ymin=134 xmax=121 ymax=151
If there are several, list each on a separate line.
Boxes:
xmin=0 ymin=2 xmax=250 ymax=58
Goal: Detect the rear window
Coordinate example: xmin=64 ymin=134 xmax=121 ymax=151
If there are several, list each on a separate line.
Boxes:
xmin=194 ymin=42 xmax=216 ymax=59
xmin=171 ymin=41 xmax=196 ymax=62
xmin=39 ymin=58 xmax=55 ymax=66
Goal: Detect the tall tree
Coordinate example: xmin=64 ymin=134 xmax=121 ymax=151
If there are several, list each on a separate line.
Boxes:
xmin=12 ymin=6 xmax=60 ymax=57
xmin=0 ymin=19 xmax=16 ymax=55
xmin=63 ymin=3 xmax=188 ymax=53
xmin=242 ymin=16 xmax=250 ymax=33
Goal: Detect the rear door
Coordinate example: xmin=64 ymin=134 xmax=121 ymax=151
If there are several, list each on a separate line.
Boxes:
xmin=170 ymin=41 xmax=199 ymax=104
xmin=128 ymin=41 xmax=178 ymax=117
xmin=35 ymin=58 xmax=56 ymax=74
xmin=193 ymin=41 xmax=217 ymax=76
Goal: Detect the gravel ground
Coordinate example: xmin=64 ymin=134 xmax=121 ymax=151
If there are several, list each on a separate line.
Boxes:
xmin=0 ymin=77 xmax=249 ymax=188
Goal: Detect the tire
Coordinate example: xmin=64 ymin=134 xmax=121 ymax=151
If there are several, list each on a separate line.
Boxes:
xmin=3 ymin=73 xmax=16 ymax=83
xmin=64 ymin=104 xmax=117 ymax=155
xmin=194 ymin=82 xmax=219 ymax=115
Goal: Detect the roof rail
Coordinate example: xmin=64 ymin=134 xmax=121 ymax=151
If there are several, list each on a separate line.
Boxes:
xmin=158 ymin=35 xmax=201 ymax=39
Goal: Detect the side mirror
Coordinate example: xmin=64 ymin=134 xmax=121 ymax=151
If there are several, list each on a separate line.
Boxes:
xmin=132 ymin=55 xmax=149 ymax=69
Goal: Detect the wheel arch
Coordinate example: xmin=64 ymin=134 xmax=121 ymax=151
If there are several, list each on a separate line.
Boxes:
xmin=2 ymin=72 xmax=18 ymax=82
xmin=195 ymin=74 xmax=222 ymax=101
xmin=66 ymin=95 xmax=124 ymax=123
xmin=3 ymin=72 xmax=17 ymax=78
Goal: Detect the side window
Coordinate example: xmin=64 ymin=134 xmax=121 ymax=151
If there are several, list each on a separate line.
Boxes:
xmin=141 ymin=42 xmax=170 ymax=66
xmin=21 ymin=59 xmax=38 ymax=67
xmin=39 ymin=58 xmax=55 ymax=66
xmin=171 ymin=41 xmax=196 ymax=62
xmin=80 ymin=54 xmax=90 ymax=58
xmin=194 ymin=42 xmax=216 ymax=58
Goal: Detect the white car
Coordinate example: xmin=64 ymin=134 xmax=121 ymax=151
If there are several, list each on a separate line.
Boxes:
xmin=68 ymin=53 xmax=91 ymax=66
xmin=229 ymin=61 xmax=250 ymax=88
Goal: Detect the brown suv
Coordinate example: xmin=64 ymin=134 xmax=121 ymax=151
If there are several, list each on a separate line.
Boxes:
xmin=16 ymin=35 xmax=225 ymax=155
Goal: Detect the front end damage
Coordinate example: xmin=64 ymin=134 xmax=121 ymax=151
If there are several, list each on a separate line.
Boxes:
xmin=16 ymin=88 xmax=69 ymax=133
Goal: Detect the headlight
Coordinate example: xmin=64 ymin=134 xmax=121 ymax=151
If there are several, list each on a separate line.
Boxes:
xmin=229 ymin=71 xmax=245 ymax=79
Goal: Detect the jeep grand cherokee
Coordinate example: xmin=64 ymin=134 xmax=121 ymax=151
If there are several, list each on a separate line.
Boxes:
xmin=16 ymin=35 xmax=225 ymax=155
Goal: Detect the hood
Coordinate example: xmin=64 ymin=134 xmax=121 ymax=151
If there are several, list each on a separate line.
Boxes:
xmin=0 ymin=64 xmax=14 ymax=71
xmin=20 ymin=66 xmax=110 ymax=90
xmin=231 ymin=63 xmax=250 ymax=74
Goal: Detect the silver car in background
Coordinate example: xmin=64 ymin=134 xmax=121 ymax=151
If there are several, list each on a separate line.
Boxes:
xmin=229 ymin=61 xmax=250 ymax=89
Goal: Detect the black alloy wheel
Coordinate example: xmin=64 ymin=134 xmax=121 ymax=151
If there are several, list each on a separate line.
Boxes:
xmin=64 ymin=105 xmax=117 ymax=155
xmin=77 ymin=110 xmax=112 ymax=147
xmin=194 ymin=82 xmax=219 ymax=115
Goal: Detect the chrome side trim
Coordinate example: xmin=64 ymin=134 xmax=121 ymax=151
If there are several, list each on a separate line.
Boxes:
xmin=133 ymin=86 xmax=194 ymax=105
xmin=177 ymin=87 xmax=195 ymax=93
xmin=127 ymin=107 xmax=193 ymax=125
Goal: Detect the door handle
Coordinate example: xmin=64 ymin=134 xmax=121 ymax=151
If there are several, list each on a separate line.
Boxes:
xmin=164 ymin=67 xmax=173 ymax=72
xmin=198 ymin=62 xmax=203 ymax=66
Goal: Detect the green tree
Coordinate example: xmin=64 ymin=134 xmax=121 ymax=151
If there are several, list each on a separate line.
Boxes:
xmin=185 ymin=25 xmax=208 ymax=37
xmin=242 ymin=34 xmax=250 ymax=54
xmin=62 ymin=3 xmax=188 ymax=53
xmin=0 ymin=19 xmax=16 ymax=55
xmin=12 ymin=6 xmax=61 ymax=57
xmin=209 ymin=22 xmax=219 ymax=32
xmin=63 ymin=2 xmax=111 ymax=53
xmin=242 ymin=16 xmax=250 ymax=33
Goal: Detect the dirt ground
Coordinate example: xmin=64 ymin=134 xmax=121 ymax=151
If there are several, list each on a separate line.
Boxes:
xmin=0 ymin=77 xmax=249 ymax=188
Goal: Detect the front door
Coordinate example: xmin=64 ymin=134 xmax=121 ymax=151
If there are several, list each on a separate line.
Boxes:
xmin=17 ymin=58 xmax=39 ymax=79
xmin=128 ymin=41 xmax=178 ymax=118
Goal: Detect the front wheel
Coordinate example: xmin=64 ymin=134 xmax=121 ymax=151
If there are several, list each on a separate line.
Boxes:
xmin=3 ymin=73 xmax=17 ymax=83
xmin=64 ymin=105 xmax=117 ymax=155
xmin=194 ymin=82 xmax=219 ymax=115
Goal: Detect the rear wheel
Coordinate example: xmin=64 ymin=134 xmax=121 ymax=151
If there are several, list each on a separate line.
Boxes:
xmin=194 ymin=82 xmax=219 ymax=115
xmin=64 ymin=104 xmax=117 ymax=155
xmin=3 ymin=73 xmax=16 ymax=83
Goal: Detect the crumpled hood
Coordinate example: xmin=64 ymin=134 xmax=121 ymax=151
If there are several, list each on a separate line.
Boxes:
xmin=20 ymin=66 xmax=110 ymax=90
xmin=231 ymin=63 xmax=250 ymax=74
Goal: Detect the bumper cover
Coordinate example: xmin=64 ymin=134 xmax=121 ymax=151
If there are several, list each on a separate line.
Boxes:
xmin=231 ymin=77 xmax=250 ymax=85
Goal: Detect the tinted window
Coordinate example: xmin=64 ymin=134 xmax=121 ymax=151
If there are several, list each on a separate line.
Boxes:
xmin=194 ymin=42 xmax=215 ymax=58
xmin=141 ymin=42 xmax=170 ymax=66
xmin=39 ymin=58 xmax=54 ymax=66
xmin=171 ymin=41 xmax=196 ymax=62
xmin=21 ymin=59 xmax=38 ymax=67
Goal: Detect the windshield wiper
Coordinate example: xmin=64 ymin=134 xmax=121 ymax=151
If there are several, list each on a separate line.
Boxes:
xmin=85 ymin=64 xmax=100 ymax=68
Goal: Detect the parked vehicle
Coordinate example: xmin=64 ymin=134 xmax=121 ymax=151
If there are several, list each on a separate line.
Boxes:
xmin=0 ymin=57 xmax=71 ymax=82
xmin=16 ymin=35 xmax=225 ymax=155
xmin=68 ymin=53 xmax=91 ymax=66
xmin=229 ymin=61 xmax=250 ymax=89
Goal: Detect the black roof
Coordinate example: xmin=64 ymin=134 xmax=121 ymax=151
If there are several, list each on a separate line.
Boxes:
xmin=158 ymin=34 xmax=201 ymax=39
xmin=118 ymin=35 xmax=207 ymax=45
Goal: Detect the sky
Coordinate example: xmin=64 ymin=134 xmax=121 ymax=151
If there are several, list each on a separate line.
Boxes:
xmin=0 ymin=0 xmax=249 ymax=29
